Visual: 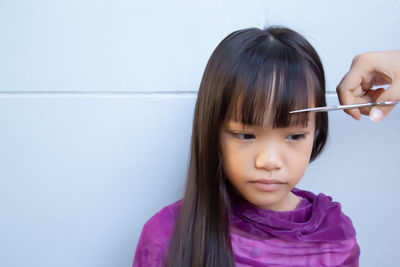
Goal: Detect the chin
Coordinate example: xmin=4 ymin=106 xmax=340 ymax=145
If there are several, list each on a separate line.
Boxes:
xmin=249 ymin=193 xmax=287 ymax=210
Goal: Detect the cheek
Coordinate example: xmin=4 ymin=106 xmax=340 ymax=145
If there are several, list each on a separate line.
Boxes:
xmin=222 ymin=145 xmax=250 ymax=181
xmin=222 ymin=149 xmax=241 ymax=179
xmin=289 ymin=139 xmax=314 ymax=174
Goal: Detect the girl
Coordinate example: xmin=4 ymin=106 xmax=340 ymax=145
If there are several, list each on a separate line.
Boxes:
xmin=133 ymin=26 xmax=360 ymax=267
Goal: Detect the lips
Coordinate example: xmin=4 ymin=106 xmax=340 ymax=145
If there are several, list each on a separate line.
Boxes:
xmin=250 ymin=179 xmax=286 ymax=191
xmin=252 ymin=179 xmax=285 ymax=184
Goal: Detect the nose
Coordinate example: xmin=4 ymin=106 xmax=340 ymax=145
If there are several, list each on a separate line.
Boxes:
xmin=254 ymin=142 xmax=283 ymax=171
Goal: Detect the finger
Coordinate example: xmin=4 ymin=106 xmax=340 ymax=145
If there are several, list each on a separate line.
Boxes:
xmin=357 ymin=88 xmax=384 ymax=116
xmin=359 ymin=107 xmax=372 ymax=116
xmin=337 ymin=73 xmax=363 ymax=102
xmin=365 ymin=88 xmax=386 ymax=102
xmin=370 ymin=72 xmax=392 ymax=85
xmin=369 ymin=84 xmax=400 ymax=121
xmin=339 ymin=85 xmax=375 ymax=119
xmin=337 ymin=86 xmax=362 ymax=120
xmin=360 ymin=75 xmax=375 ymax=91
xmin=344 ymin=108 xmax=362 ymax=120
xmin=357 ymin=90 xmax=377 ymax=116
xmin=338 ymin=56 xmax=375 ymax=93
xmin=370 ymin=107 xmax=387 ymax=122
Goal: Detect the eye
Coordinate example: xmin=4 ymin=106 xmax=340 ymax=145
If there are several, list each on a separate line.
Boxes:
xmin=287 ymin=134 xmax=306 ymax=141
xmin=234 ymin=133 xmax=255 ymax=140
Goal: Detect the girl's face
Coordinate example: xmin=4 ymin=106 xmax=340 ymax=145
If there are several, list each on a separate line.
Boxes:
xmin=220 ymin=114 xmax=316 ymax=211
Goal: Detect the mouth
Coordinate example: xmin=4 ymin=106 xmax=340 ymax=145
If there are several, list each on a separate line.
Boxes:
xmin=249 ymin=179 xmax=287 ymax=192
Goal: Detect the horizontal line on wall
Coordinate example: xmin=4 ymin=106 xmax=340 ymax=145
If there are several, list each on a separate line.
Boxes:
xmin=326 ymin=92 xmax=338 ymax=97
xmin=0 ymin=91 xmax=338 ymax=98
xmin=0 ymin=90 xmax=199 ymax=98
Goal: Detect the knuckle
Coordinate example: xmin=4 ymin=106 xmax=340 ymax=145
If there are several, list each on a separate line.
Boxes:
xmin=351 ymin=54 xmax=361 ymax=65
xmin=336 ymin=82 xmax=344 ymax=92
xmin=353 ymin=52 xmax=375 ymax=65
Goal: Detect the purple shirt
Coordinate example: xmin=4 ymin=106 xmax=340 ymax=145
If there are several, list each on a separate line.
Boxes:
xmin=133 ymin=188 xmax=359 ymax=266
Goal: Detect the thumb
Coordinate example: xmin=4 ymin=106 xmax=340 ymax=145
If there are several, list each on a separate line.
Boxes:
xmin=369 ymin=83 xmax=400 ymax=122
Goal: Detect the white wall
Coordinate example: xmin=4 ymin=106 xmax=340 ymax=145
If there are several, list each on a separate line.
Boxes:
xmin=0 ymin=1 xmax=399 ymax=266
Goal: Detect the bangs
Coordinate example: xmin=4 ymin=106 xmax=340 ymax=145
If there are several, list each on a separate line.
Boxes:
xmin=225 ymin=40 xmax=319 ymax=128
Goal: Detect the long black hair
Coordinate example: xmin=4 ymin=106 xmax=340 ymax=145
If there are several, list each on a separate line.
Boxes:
xmin=167 ymin=26 xmax=328 ymax=267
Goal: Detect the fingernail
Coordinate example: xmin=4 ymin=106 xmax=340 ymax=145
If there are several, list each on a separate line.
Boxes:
xmin=370 ymin=108 xmax=384 ymax=122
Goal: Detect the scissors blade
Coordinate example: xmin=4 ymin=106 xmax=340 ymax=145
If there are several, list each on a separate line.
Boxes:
xmin=289 ymin=100 xmax=399 ymax=114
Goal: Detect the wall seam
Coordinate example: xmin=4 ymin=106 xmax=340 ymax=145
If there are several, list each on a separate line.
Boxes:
xmin=0 ymin=91 xmax=338 ymax=97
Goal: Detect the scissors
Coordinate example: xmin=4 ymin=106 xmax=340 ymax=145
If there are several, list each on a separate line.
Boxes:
xmin=289 ymin=100 xmax=399 ymax=114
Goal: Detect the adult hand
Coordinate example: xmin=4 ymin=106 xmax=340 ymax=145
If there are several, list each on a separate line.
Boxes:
xmin=336 ymin=50 xmax=400 ymax=121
